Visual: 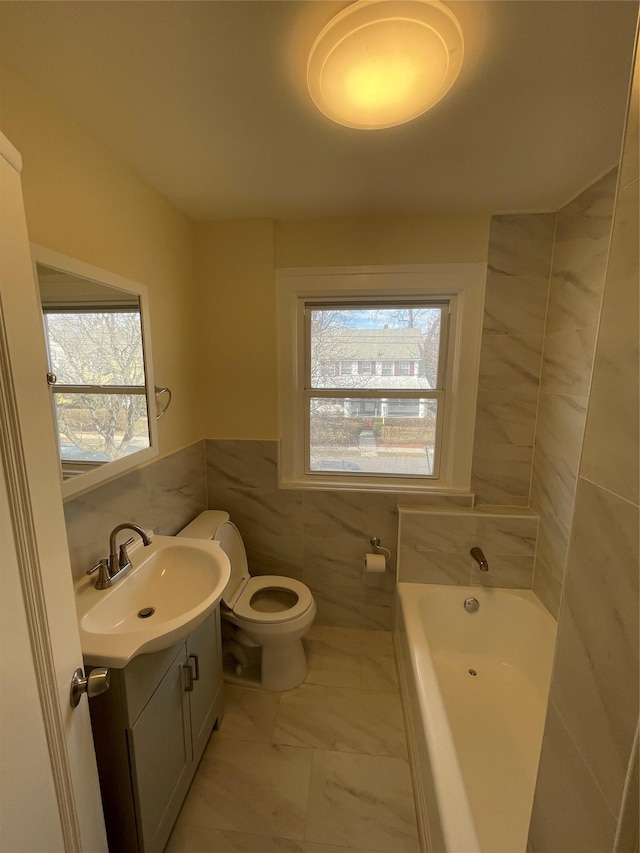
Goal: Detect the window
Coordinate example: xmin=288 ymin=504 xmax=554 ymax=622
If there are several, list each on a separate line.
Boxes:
xmin=41 ymin=305 xmax=150 ymax=467
xmin=309 ymin=304 xmax=446 ymax=478
xmin=277 ymin=265 xmax=485 ymax=493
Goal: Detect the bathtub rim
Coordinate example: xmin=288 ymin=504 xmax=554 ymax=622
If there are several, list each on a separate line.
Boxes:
xmin=395 ymin=580 xmax=557 ymax=853
xmin=395 ymin=581 xmax=482 ymax=853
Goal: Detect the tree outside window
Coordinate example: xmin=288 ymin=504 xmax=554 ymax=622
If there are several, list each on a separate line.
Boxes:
xmin=43 ymin=309 xmax=149 ymax=463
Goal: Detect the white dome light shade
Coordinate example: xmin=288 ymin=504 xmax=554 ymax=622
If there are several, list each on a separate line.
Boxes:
xmin=307 ymin=0 xmax=464 ymax=130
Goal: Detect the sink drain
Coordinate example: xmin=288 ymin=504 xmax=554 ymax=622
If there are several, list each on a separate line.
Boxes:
xmin=138 ymin=607 xmax=155 ymax=619
xmin=468 ymin=668 xmax=478 ymax=677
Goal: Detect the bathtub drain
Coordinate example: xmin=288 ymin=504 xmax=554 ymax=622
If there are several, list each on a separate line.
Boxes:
xmin=468 ymin=668 xmax=478 ymax=677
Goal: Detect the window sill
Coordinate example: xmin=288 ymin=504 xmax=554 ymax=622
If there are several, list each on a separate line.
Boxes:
xmin=278 ymin=471 xmax=473 ymax=497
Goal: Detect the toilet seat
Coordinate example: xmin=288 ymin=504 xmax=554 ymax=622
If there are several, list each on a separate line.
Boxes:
xmin=232 ymin=575 xmax=314 ymax=624
xmin=178 ymin=511 xmax=314 ymax=626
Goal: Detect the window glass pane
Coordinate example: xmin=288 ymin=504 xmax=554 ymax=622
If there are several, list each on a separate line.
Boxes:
xmin=309 ymin=398 xmax=438 ymax=476
xmin=53 ymin=392 xmax=150 ymax=463
xmin=310 ymin=306 xmax=442 ymax=390
xmin=44 ymin=311 xmax=145 ymax=386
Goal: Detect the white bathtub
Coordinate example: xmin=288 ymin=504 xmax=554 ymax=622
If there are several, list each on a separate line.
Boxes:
xmin=394 ymin=582 xmax=557 ymax=853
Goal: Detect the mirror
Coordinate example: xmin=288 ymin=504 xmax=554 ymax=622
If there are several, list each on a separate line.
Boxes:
xmin=31 ymin=245 xmax=159 ymax=499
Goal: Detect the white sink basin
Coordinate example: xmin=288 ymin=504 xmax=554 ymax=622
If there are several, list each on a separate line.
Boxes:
xmin=75 ymin=535 xmax=230 ymax=667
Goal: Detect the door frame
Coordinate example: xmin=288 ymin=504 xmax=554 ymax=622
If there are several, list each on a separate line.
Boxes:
xmin=0 ymin=130 xmax=106 ymax=851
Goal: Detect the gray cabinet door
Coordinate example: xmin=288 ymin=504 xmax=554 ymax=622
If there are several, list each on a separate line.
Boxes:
xmin=128 ymin=650 xmax=191 ymax=853
xmin=187 ymin=609 xmax=222 ymax=762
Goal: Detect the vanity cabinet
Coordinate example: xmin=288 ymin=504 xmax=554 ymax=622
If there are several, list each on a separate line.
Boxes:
xmin=88 ymin=608 xmax=224 ymax=853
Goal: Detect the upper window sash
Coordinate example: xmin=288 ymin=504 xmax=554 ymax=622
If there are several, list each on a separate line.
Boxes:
xmin=42 ymin=307 xmax=146 ymax=390
xmin=305 ymin=300 xmax=449 ymax=394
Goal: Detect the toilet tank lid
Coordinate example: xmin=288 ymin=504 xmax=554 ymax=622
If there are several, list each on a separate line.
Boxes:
xmin=177 ymin=510 xmax=230 ymax=540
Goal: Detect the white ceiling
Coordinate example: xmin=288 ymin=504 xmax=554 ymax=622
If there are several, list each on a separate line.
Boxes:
xmin=0 ymin=1 xmax=637 ymax=221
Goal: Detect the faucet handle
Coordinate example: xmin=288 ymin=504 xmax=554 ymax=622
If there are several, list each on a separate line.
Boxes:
xmin=87 ymin=559 xmax=111 ymax=589
xmin=118 ymin=536 xmax=136 ymax=568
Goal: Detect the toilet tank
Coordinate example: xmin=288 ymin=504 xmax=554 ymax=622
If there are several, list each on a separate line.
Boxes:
xmin=176 ymin=510 xmax=229 ymax=540
xmin=177 ymin=510 xmax=249 ymax=609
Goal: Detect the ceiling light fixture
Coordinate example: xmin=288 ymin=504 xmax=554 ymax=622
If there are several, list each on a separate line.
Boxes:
xmin=307 ymin=0 xmax=464 ymax=130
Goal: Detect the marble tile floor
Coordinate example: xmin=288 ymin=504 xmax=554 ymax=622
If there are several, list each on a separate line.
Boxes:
xmin=166 ymin=626 xmax=420 ymax=853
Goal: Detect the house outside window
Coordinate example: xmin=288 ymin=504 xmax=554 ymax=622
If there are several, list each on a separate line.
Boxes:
xmin=308 ymin=306 xmax=446 ymax=477
xmin=277 ymin=265 xmax=486 ymax=493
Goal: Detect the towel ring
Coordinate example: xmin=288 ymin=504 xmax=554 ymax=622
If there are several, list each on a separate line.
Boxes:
xmin=154 ymin=386 xmax=172 ymax=420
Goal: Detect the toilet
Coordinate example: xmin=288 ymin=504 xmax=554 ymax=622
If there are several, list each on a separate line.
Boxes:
xmin=178 ymin=510 xmax=316 ymax=691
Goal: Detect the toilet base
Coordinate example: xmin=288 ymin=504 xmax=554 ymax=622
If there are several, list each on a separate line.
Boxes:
xmin=223 ymin=658 xmax=263 ymax=689
xmin=260 ymin=638 xmax=308 ymax=691
xmin=222 ymin=634 xmax=308 ymax=692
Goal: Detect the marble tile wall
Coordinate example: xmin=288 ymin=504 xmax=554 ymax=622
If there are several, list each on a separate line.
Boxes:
xmin=528 ymin=42 xmax=639 ymax=853
xmin=397 ymin=507 xmax=538 ymax=588
xmin=62 ymin=433 xmax=473 ymax=630
xmin=205 ymin=439 xmax=473 ymax=631
xmin=64 ymin=442 xmax=207 ymax=582
xmin=530 ymin=169 xmax=618 ymax=617
xmin=613 ymin=727 xmax=639 ymax=853
xmin=471 ymin=213 xmax=555 ymax=505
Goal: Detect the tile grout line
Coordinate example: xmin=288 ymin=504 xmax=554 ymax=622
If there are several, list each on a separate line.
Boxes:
xmin=302 ymin=747 xmax=317 ymax=844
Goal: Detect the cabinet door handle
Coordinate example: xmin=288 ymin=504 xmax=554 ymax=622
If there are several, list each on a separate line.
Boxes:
xmin=183 ymin=663 xmax=194 ymax=692
xmin=189 ymin=653 xmax=200 ymax=681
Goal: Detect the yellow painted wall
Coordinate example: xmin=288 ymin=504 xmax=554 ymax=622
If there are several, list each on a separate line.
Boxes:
xmin=0 ymin=62 xmax=201 ymax=455
xmin=275 ymin=214 xmax=491 ymax=267
xmin=196 ymin=213 xmax=490 ymax=439
xmin=195 ymin=219 xmax=277 ymax=439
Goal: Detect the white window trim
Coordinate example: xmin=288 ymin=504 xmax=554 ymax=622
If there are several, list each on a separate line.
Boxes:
xmin=276 ymin=264 xmax=486 ymax=494
xmin=31 ymin=243 xmax=159 ymax=499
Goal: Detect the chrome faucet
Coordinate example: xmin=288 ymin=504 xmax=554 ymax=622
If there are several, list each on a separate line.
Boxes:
xmin=470 ymin=546 xmax=489 ymax=572
xmin=87 ymin=523 xmax=152 ymax=589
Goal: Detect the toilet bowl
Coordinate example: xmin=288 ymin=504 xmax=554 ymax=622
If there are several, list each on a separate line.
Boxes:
xmin=178 ymin=510 xmax=316 ymax=691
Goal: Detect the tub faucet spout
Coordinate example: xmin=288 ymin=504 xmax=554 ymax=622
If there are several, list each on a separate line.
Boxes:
xmin=470 ymin=547 xmax=489 ymax=572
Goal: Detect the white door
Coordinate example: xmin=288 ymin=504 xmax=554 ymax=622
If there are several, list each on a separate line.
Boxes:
xmin=0 ymin=132 xmax=107 ymax=851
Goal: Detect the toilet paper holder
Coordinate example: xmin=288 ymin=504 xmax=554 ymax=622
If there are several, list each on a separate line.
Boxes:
xmin=370 ymin=536 xmax=391 ymax=560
